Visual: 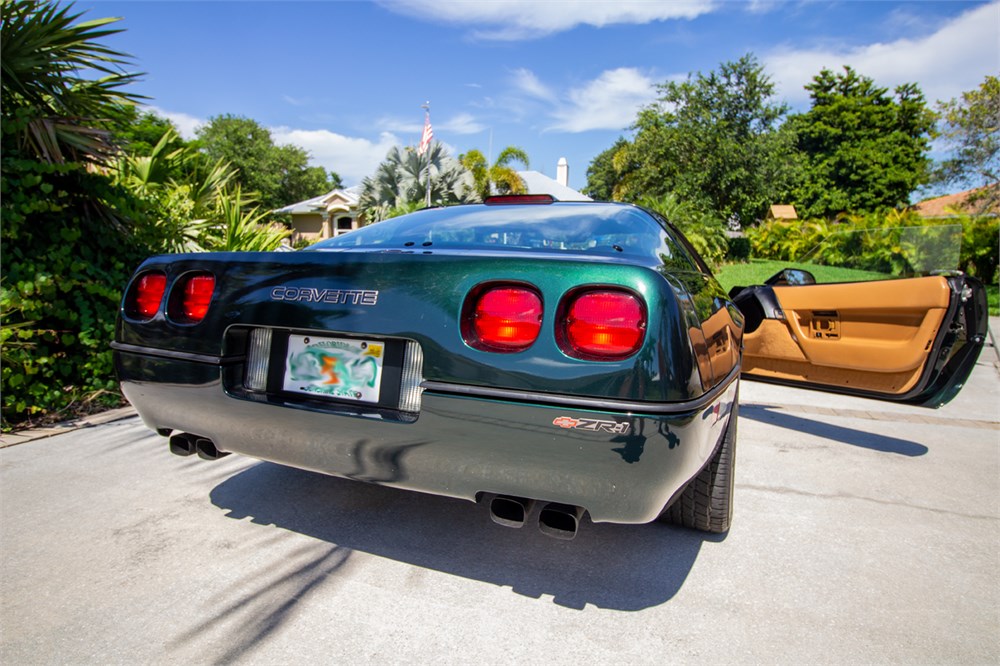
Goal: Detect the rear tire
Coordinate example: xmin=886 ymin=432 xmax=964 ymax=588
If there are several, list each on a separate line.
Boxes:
xmin=660 ymin=399 xmax=738 ymax=533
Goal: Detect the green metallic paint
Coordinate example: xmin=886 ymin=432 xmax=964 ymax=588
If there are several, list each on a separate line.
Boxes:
xmin=119 ymin=249 xmax=724 ymax=404
xmin=117 ymin=348 xmax=739 ymax=524
xmin=114 ymin=202 xmax=749 ymax=526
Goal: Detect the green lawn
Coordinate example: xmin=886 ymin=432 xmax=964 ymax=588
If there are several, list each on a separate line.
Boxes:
xmin=715 ymin=260 xmax=1000 ymax=316
xmin=714 ymin=259 xmax=891 ymax=293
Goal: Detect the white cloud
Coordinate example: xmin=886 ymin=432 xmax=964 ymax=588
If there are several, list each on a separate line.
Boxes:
xmin=440 ymin=112 xmax=487 ymax=134
xmin=379 ymin=0 xmax=715 ymax=39
xmin=506 ymin=67 xmax=658 ymax=132
xmin=142 ymin=107 xmax=397 ymax=185
xmin=377 ymin=111 xmax=486 ymax=135
xmin=549 ymin=67 xmax=659 ymax=132
xmin=146 ymin=106 xmax=202 ymax=140
xmin=270 ymin=128 xmax=400 ymax=185
xmin=765 ymin=1 xmax=1000 ymax=106
xmin=745 ymin=0 xmax=783 ymax=14
xmin=376 ymin=116 xmax=422 ymax=133
xmin=511 ymin=67 xmax=557 ymax=101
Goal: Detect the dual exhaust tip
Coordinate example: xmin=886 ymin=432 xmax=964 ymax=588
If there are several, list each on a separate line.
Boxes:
xmin=168 ymin=433 xmax=229 ymax=461
xmin=168 ymin=438 xmax=580 ymax=538
xmin=488 ymin=495 xmax=585 ymax=540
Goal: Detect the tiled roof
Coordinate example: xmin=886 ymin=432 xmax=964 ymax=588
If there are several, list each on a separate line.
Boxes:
xmin=273 ymin=186 xmax=361 ymax=215
xmin=911 ymin=184 xmax=999 ymax=217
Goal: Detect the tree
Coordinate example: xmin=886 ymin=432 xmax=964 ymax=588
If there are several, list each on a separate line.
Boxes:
xmin=637 ymin=194 xmax=728 ymax=268
xmin=789 ymin=67 xmax=935 ymax=218
xmin=934 ymin=75 xmax=999 ymax=214
xmin=207 ymin=186 xmax=291 ymax=252
xmin=113 ymin=125 xmax=293 ymax=253
xmin=195 ymin=114 xmax=338 ymax=211
xmin=458 ymin=146 xmax=529 ymax=200
xmin=582 ymin=137 xmax=628 ymax=200
xmin=109 ymin=105 xmax=185 ymax=156
xmin=1 ymin=0 xmax=146 ymax=427
xmin=0 ymin=0 xmax=141 ymax=166
xmin=358 ymin=142 xmax=475 ymax=222
xmin=608 ymin=54 xmax=795 ymax=225
xmin=114 ymin=127 xmax=228 ymax=252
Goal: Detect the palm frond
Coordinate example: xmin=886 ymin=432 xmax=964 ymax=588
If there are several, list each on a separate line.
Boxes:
xmin=208 ymin=186 xmax=290 ymax=252
xmin=1 ymin=0 xmax=143 ymax=165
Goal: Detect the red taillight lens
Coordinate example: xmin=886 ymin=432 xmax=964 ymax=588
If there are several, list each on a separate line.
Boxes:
xmin=128 ymin=272 xmax=167 ymax=320
xmin=171 ymin=273 xmax=215 ymax=323
xmin=469 ymin=286 xmax=542 ymax=352
xmin=563 ymin=290 xmax=646 ymax=359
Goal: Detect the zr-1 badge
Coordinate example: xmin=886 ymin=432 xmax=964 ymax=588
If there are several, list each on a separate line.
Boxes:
xmin=552 ymin=416 xmax=630 ymax=434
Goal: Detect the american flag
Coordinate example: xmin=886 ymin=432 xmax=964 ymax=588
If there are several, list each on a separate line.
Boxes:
xmin=417 ymin=111 xmax=433 ymax=156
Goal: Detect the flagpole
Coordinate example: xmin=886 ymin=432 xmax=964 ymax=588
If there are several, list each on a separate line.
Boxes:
xmin=420 ymin=101 xmax=431 ymax=207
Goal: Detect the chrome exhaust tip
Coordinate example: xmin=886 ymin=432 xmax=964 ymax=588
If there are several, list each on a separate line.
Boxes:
xmin=538 ymin=503 xmax=584 ymax=540
xmin=194 ymin=437 xmax=229 ymax=461
xmin=168 ymin=433 xmax=196 ymax=457
xmin=489 ymin=495 xmax=535 ymax=528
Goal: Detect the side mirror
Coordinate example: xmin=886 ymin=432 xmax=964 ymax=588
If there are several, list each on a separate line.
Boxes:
xmin=765 ymin=268 xmax=816 ymax=286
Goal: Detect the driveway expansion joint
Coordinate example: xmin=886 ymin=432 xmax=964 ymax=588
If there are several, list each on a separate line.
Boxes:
xmin=739 ymin=483 xmax=999 ymax=522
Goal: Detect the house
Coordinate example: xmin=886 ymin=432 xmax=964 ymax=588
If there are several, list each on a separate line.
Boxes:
xmin=273 ymin=158 xmax=590 ymax=243
xmin=272 ymin=186 xmax=361 ymax=244
xmin=516 ymin=157 xmax=591 ymax=201
xmin=911 ymin=184 xmax=999 ymax=218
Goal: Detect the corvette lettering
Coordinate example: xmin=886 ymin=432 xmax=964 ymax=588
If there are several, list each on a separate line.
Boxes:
xmin=552 ymin=416 xmax=630 ymax=435
xmin=270 ymin=287 xmax=378 ymax=306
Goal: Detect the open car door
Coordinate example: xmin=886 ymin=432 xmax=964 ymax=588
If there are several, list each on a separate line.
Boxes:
xmin=732 ymin=273 xmax=988 ymax=408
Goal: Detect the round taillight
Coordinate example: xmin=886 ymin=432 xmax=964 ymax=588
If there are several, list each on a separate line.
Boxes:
xmin=469 ymin=286 xmax=542 ymax=352
xmin=127 ymin=272 xmax=167 ymax=320
xmin=170 ymin=273 xmax=215 ymax=323
xmin=563 ymin=290 xmax=646 ymax=359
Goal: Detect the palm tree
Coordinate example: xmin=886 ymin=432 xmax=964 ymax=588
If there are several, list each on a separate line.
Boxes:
xmin=359 ymin=142 xmax=475 ymax=223
xmin=1 ymin=0 xmax=141 ymax=166
xmin=459 ymin=146 xmax=530 ymax=200
xmin=638 ymin=193 xmax=729 ymax=268
xmin=209 ymin=186 xmax=290 ymax=252
xmin=114 ymin=128 xmax=241 ymax=252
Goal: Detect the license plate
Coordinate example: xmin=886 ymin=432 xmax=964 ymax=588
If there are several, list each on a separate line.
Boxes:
xmin=283 ymin=334 xmax=384 ymax=404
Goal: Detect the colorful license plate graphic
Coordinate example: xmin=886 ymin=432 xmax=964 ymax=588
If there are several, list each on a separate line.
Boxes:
xmin=283 ymin=335 xmax=384 ymax=403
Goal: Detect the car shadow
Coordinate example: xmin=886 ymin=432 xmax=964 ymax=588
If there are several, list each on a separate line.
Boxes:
xmin=741 ymin=404 xmax=928 ymax=456
xmin=209 ymin=462 xmax=715 ymax=612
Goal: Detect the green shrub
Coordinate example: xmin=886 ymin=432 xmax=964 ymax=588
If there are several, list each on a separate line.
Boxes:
xmin=747 ymin=210 xmax=998 ymax=280
xmin=1 ymin=155 xmax=146 ymax=428
xmin=638 ymin=193 xmax=729 ymax=268
xmin=725 ymin=236 xmax=751 ymax=262
xmin=959 ymin=216 xmax=999 ymax=283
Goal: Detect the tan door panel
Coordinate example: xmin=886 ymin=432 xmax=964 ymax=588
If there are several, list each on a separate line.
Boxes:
xmin=773 ymin=276 xmax=950 ymax=311
xmin=743 ymin=276 xmax=951 ymax=395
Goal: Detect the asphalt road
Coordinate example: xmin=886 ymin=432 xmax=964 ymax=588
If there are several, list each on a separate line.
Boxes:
xmin=2 ymin=355 xmax=998 ymax=664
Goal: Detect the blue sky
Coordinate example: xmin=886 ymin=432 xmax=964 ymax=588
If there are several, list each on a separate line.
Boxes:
xmin=88 ymin=0 xmax=999 ymax=193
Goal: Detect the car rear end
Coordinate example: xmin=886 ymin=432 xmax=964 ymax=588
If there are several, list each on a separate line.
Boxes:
xmin=114 ymin=203 xmax=741 ymax=535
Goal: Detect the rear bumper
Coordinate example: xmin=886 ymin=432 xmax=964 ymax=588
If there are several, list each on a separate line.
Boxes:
xmin=116 ymin=349 xmax=738 ymax=524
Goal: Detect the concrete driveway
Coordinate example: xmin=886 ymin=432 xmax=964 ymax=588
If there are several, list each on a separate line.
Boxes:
xmin=2 ymin=354 xmax=997 ymax=664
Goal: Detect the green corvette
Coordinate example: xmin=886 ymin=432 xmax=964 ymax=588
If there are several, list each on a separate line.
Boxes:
xmin=113 ymin=197 xmax=987 ymax=539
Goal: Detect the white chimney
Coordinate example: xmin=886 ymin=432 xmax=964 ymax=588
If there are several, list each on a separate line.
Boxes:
xmin=556 ymin=157 xmax=569 ymax=187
